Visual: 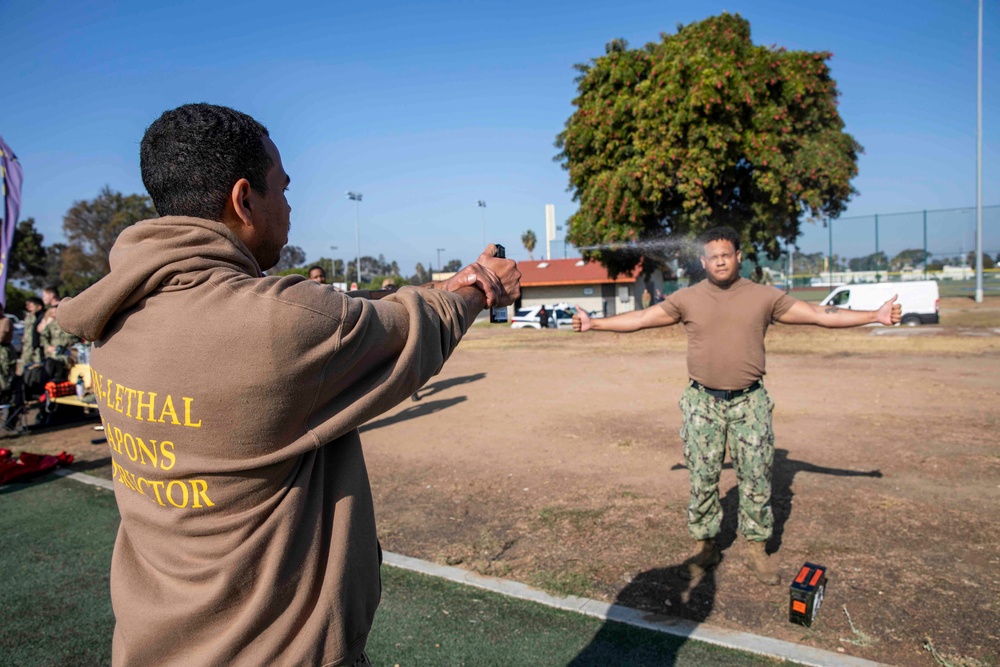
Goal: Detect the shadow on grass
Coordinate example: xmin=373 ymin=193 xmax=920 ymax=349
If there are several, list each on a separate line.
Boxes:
xmin=0 ymin=470 xmax=64 ymax=496
xmin=69 ymin=456 xmax=115 ymax=475
xmin=569 ymin=565 xmax=717 ymax=666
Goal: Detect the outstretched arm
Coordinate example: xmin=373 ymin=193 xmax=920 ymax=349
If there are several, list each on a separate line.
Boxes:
xmin=776 ymin=295 xmax=901 ymax=328
xmin=573 ymin=303 xmax=679 ymax=333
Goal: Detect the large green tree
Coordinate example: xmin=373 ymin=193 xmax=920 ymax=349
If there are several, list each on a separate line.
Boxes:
xmin=43 ymin=243 xmax=67 ymax=291
xmin=62 ymin=186 xmax=157 ymax=293
xmin=8 ymin=217 xmax=49 ymax=288
xmin=555 ymin=13 xmax=861 ymax=276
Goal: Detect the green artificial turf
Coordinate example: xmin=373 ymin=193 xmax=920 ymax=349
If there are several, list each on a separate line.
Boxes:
xmin=368 ymin=566 xmax=788 ymax=667
xmin=0 ymin=476 xmax=795 ymax=667
xmin=0 ymin=475 xmax=118 ymax=667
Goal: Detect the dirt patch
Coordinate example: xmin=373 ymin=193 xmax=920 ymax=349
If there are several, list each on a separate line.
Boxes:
xmin=364 ymin=324 xmax=1000 ymax=667
xmin=8 ymin=320 xmax=999 ymax=666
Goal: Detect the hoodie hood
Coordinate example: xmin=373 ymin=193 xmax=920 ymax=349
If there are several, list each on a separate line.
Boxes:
xmin=57 ymin=216 xmax=261 ymax=341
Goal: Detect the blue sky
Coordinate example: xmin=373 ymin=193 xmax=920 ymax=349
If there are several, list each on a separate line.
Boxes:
xmin=2 ymin=0 xmax=997 ymax=272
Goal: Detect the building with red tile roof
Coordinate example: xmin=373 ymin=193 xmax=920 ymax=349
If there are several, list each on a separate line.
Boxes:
xmin=514 ymin=257 xmax=666 ymax=318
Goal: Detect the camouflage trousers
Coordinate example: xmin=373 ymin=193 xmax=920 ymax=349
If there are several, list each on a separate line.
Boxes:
xmin=678 ymin=382 xmax=775 ymax=542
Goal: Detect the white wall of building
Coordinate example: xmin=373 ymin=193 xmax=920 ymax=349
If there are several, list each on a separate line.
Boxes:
xmin=520 ymin=269 xmax=666 ymax=315
xmin=519 ymin=285 xmax=604 ymax=314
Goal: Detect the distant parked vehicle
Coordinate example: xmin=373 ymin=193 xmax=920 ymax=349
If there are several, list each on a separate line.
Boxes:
xmin=511 ymin=305 xmax=577 ymax=330
xmin=819 ymin=280 xmax=940 ymax=326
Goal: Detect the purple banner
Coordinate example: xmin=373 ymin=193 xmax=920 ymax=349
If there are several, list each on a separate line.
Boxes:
xmin=0 ymin=133 xmax=23 ymax=310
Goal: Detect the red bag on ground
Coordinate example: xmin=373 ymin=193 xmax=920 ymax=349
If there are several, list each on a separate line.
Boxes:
xmin=0 ymin=449 xmax=74 ymax=484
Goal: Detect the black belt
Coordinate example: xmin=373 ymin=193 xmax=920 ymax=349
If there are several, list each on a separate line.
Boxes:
xmin=690 ymin=379 xmax=761 ymax=401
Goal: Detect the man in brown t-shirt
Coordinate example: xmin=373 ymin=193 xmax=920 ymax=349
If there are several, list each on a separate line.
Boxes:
xmin=573 ymin=226 xmax=900 ymax=584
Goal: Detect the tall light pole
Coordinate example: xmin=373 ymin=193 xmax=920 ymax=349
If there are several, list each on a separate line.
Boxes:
xmin=436 ymin=248 xmax=445 ymax=272
xmin=975 ymin=0 xmax=984 ymax=302
xmin=477 ymin=200 xmax=486 ymax=248
xmin=347 ymin=192 xmax=362 ymax=285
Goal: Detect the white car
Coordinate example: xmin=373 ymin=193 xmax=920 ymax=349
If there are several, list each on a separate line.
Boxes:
xmin=510 ymin=305 xmax=578 ymax=330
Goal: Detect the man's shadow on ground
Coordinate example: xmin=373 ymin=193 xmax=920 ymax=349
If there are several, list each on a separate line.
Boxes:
xmin=360 ymin=374 xmax=487 ymax=433
xmin=567 ymin=449 xmax=882 ymax=666
xmin=360 ymin=397 xmax=467 ymax=433
xmin=670 ymin=449 xmax=883 ymax=554
xmin=358 ymin=373 xmax=488 ymax=433
xmin=410 ymin=373 xmax=486 ymax=402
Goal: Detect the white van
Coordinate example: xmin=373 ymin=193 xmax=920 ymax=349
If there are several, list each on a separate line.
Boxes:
xmin=819 ymin=280 xmax=939 ymax=326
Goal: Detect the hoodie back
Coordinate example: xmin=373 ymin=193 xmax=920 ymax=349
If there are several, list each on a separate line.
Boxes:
xmin=57 ymin=216 xmax=474 ymax=666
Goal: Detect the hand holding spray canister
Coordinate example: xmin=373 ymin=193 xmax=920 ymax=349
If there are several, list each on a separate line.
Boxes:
xmin=489 ymin=244 xmax=508 ymax=323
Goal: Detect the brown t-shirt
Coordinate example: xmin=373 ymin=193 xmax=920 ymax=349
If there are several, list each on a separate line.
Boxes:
xmin=659 ymin=278 xmax=796 ymax=390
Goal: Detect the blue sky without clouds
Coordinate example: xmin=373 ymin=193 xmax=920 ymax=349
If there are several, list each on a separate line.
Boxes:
xmin=2 ymin=0 xmax=997 ymax=271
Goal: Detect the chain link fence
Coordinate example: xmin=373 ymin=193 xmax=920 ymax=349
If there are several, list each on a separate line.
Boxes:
xmin=759 ymin=205 xmax=999 ymax=295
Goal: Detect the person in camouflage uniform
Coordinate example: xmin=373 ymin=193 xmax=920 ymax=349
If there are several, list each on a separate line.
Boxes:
xmin=19 ymin=297 xmax=44 ymax=370
xmin=39 ymin=317 xmax=80 ymax=360
xmin=573 ymin=226 xmax=900 ymax=584
xmin=679 ymin=383 xmax=775 ymax=543
xmin=39 ymin=286 xmax=81 ymax=367
xmin=0 ymin=342 xmax=15 ymax=398
xmin=0 ymin=307 xmax=15 ymax=399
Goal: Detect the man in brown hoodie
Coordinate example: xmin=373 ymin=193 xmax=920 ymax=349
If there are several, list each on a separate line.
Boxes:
xmin=57 ymin=103 xmax=520 ymax=667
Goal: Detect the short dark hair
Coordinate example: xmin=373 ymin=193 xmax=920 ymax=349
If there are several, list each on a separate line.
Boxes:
xmin=697 ymin=226 xmax=741 ymax=254
xmin=308 ymin=265 xmax=326 ymax=275
xmin=26 ymin=297 xmax=44 ymax=308
xmin=140 ymin=103 xmax=272 ymax=220
xmin=43 ymin=285 xmax=60 ymax=295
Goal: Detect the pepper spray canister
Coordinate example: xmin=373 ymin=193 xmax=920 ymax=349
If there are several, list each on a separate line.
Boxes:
xmin=489 ymin=244 xmax=508 ymax=323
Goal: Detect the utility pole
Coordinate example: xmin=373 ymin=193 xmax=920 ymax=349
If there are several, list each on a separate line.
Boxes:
xmin=787 ymin=243 xmax=793 ymax=294
xmin=347 ymin=192 xmax=363 ymax=284
xmin=975 ymin=0 xmax=984 ymax=302
xmin=477 ymin=200 xmax=486 ymax=248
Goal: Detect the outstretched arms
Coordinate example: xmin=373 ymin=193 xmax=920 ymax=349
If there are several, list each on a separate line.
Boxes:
xmin=776 ymin=295 xmax=901 ymax=328
xmin=573 ymin=303 xmax=679 ymax=333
